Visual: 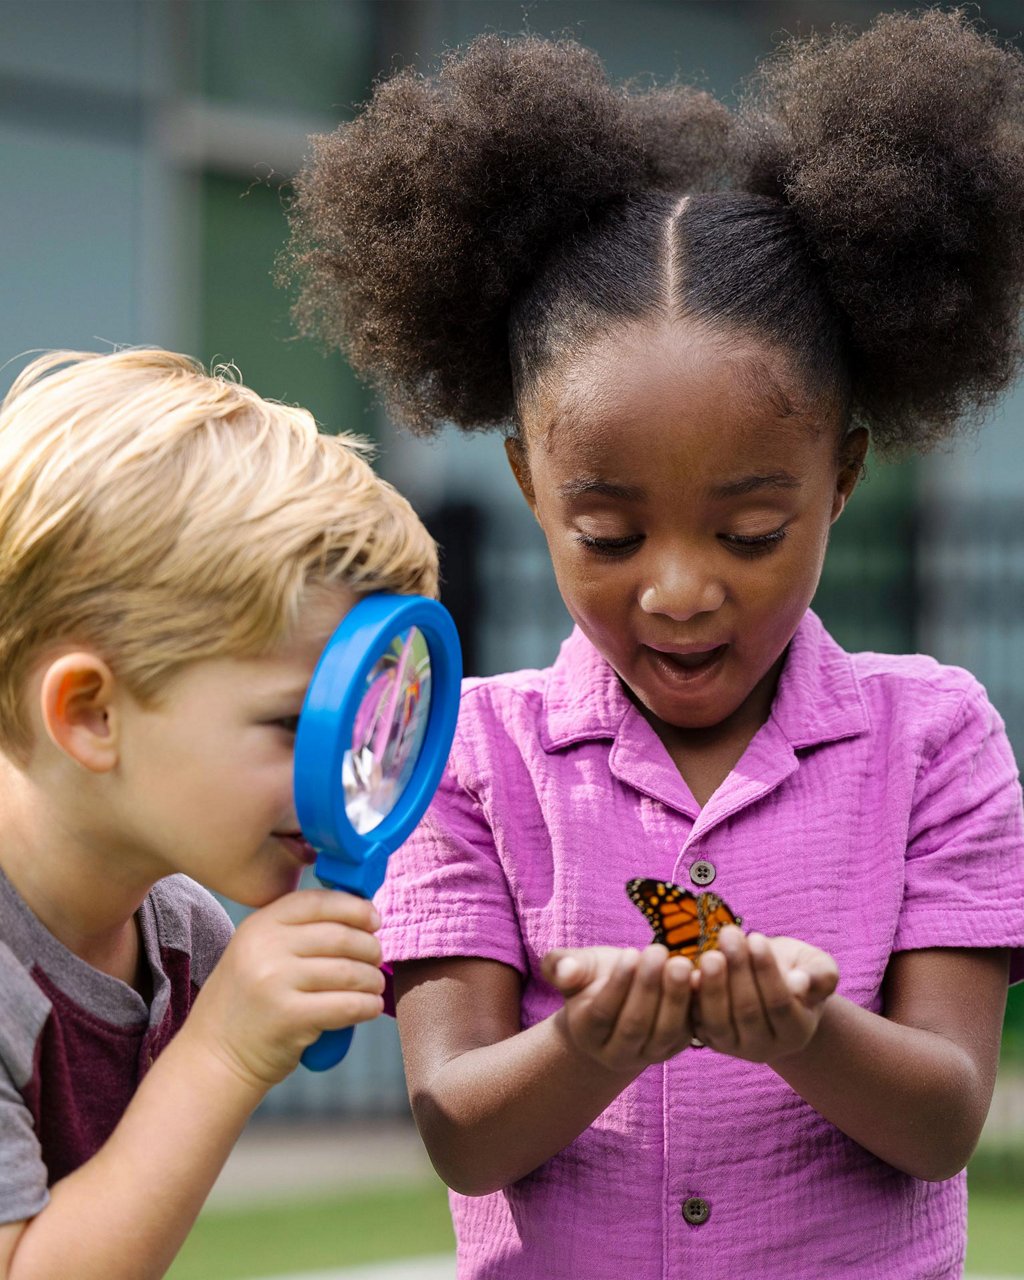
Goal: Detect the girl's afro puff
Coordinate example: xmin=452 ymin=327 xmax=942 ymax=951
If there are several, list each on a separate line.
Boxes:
xmin=740 ymin=8 xmax=1024 ymax=451
xmin=281 ymin=35 xmax=732 ymax=434
xmin=282 ymin=12 xmax=1024 ymax=452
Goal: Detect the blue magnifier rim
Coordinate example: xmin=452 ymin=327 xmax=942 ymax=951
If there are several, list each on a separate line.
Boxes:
xmin=293 ymin=594 xmax=461 ymax=891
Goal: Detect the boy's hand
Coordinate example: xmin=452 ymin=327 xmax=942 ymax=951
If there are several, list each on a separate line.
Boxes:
xmin=181 ymin=890 xmax=385 ymax=1093
xmin=691 ymin=928 xmax=838 ymax=1063
xmin=542 ymin=944 xmax=695 ymax=1073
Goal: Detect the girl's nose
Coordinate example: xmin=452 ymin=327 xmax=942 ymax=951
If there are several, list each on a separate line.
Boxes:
xmin=638 ymin=563 xmax=726 ymax=621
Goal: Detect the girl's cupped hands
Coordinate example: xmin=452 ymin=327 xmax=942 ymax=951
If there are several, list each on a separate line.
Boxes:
xmin=543 ymin=929 xmax=838 ymax=1071
xmin=691 ymin=928 xmax=838 ymax=1063
xmin=542 ymin=944 xmax=695 ymax=1072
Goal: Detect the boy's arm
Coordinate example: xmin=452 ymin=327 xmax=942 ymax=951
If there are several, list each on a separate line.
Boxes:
xmin=394 ymin=945 xmax=695 ymax=1197
xmin=0 ymin=890 xmax=384 ymax=1280
xmin=0 ymin=1028 xmax=265 ymax=1279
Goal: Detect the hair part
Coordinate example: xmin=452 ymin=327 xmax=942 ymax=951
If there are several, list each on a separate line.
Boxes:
xmin=0 ymin=348 xmax=437 ymax=761
xmin=510 ymin=190 xmax=850 ymax=441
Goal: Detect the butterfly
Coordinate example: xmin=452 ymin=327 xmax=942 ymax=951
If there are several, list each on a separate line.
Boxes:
xmin=626 ymin=878 xmax=742 ymax=963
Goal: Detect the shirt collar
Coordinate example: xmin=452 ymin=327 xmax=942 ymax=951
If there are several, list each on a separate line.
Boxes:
xmin=769 ymin=609 xmax=871 ymax=748
xmin=541 ymin=627 xmax=633 ymax=751
xmin=540 ymin=609 xmax=870 ymax=754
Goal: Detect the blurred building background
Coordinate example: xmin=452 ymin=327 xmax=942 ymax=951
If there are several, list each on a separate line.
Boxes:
xmin=2 ymin=0 xmax=1023 ymax=1121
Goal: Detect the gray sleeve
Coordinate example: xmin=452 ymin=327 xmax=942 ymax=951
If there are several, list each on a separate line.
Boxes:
xmin=151 ymin=875 xmax=234 ymax=986
xmin=0 ymin=1066 xmax=48 ymax=1223
xmin=0 ymin=944 xmax=51 ymax=1224
xmin=188 ymin=884 xmax=234 ymax=986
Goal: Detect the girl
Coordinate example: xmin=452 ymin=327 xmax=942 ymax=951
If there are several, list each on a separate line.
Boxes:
xmin=282 ymin=12 xmax=1024 ymax=1278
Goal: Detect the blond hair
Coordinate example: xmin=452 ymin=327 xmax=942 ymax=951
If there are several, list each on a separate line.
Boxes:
xmin=0 ymin=348 xmax=438 ymax=760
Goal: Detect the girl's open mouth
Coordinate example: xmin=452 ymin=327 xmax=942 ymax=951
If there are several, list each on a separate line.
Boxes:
xmin=646 ymin=644 xmax=728 ymax=682
xmin=661 ymin=645 xmax=727 ymax=670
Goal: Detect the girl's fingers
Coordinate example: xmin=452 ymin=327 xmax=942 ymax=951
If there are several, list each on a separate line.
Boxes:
xmin=543 ymin=948 xmax=589 ymax=995
xmin=644 ymin=955 xmax=694 ymax=1059
xmin=786 ymin=969 xmax=812 ymax=1000
xmin=799 ymin=952 xmax=840 ymax=1005
xmin=574 ymin=949 xmax=640 ymax=1046
xmin=543 ymin=946 xmax=626 ymax=996
xmin=748 ymin=934 xmax=820 ymax=1051
xmin=717 ymin=927 xmax=766 ymax=1047
xmin=747 ymin=933 xmax=795 ymax=1035
xmin=604 ymin=945 xmax=667 ymax=1055
xmin=760 ymin=938 xmax=839 ymax=1008
xmin=691 ymin=947 xmax=730 ymax=1043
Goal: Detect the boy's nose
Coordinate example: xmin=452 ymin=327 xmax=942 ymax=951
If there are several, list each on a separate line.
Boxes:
xmin=638 ymin=564 xmax=725 ymax=621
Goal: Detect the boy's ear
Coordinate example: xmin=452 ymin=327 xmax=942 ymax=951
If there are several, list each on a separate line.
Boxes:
xmin=504 ymin=436 xmax=537 ymax=513
xmin=40 ymin=653 xmax=120 ymax=772
xmin=831 ymin=427 xmax=869 ymax=523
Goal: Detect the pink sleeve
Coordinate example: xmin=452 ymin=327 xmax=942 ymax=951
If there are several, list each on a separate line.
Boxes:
xmin=894 ymin=678 xmax=1024 ymax=983
xmin=375 ymin=743 xmax=528 ymax=977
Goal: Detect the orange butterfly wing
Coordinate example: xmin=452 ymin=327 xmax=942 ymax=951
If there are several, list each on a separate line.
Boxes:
xmin=626 ymin=878 xmax=742 ymax=962
xmin=693 ymin=893 xmax=742 ymax=954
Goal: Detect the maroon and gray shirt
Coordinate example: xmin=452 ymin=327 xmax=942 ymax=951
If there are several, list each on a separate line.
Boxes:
xmin=0 ymin=867 xmax=232 ymax=1223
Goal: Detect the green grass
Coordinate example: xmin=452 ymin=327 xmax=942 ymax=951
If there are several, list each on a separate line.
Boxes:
xmin=167 ymin=1174 xmax=1023 ymax=1280
xmin=165 ymin=1181 xmax=454 ymax=1280
xmin=966 ymin=1182 xmax=1024 ymax=1275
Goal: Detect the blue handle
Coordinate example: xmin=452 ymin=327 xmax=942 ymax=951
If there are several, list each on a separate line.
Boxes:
xmin=293 ymin=594 xmax=462 ymax=1074
xmin=300 ymin=1025 xmax=355 ymax=1072
xmin=298 ymin=855 xmax=386 ymax=1073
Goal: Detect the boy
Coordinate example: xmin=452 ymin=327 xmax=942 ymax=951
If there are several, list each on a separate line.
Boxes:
xmin=0 ymin=348 xmax=438 ymax=1277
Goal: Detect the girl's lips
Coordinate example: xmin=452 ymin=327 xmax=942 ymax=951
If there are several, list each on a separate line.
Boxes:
xmin=645 ymin=643 xmax=728 ymax=684
xmin=274 ymin=832 xmax=319 ymax=865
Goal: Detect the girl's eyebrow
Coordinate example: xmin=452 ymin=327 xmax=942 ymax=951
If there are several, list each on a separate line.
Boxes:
xmin=558 ymin=478 xmax=646 ymax=501
xmin=710 ymin=471 xmax=802 ymax=499
xmin=558 ymin=472 xmax=802 ymax=502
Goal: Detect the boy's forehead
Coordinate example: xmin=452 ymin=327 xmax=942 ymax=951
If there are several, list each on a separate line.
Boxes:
xmin=274 ymin=584 xmax=361 ymax=664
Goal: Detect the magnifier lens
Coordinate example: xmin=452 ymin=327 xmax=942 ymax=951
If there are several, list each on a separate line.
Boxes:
xmin=342 ymin=625 xmax=433 ymax=835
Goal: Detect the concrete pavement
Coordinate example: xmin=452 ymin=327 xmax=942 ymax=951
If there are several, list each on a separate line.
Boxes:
xmin=205 ymin=1116 xmax=436 ymax=1208
xmin=252 ymin=1261 xmax=454 ymax=1280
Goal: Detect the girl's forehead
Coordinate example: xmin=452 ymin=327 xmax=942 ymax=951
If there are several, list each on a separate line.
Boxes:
xmin=524 ymin=320 xmax=832 ymax=474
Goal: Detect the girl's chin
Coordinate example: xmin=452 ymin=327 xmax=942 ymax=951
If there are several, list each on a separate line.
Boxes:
xmin=638 ymin=681 xmax=751 ymax=734
xmin=650 ymin=701 xmax=736 ymax=733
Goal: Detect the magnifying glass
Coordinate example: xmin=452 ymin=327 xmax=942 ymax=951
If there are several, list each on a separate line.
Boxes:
xmin=293 ymin=593 xmax=462 ymax=1071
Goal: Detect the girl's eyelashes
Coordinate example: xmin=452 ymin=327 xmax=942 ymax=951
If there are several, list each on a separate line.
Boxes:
xmin=574 ymin=526 xmax=789 ymax=557
xmin=270 ymin=715 xmax=301 ymax=734
xmin=573 ymin=532 xmax=643 ymax=556
xmin=722 ymin=527 xmax=788 ymax=555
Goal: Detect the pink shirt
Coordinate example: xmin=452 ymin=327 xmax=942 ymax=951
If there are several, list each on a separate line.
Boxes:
xmin=378 ymin=611 xmax=1024 ymax=1280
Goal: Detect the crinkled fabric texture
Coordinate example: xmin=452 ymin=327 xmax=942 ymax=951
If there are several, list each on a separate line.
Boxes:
xmin=0 ymin=871 xmax=233 ymax=1223
xmin=377 ymin=611 xmax=1024 ymax=1280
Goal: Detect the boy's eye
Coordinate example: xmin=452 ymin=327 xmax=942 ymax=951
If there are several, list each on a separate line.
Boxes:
xmin=574 ymin=532 xmax=643 ymax=556
xmin=722 ymin=527 xmax=788 ymax=555
xmin=272 ymin=715 xmax=301 ymax=734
